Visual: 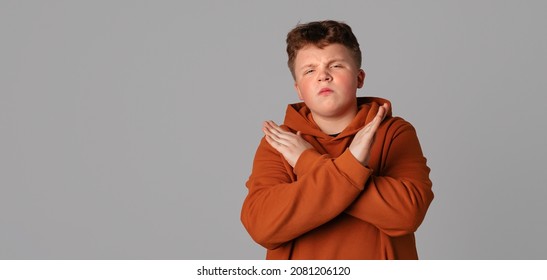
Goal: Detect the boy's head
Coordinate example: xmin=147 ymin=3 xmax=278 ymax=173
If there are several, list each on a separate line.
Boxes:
xmin=286 ymin=20 xmax=362 ymax=79
xmin=286 ymin=20 xmax=365 ymax=130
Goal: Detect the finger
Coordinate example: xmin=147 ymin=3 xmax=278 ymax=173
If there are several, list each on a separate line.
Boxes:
xmin=265 ymin=121 xmax=296 ymax=141
xmin=359 ymin=105 xmax=386 ymax=136
xmin=264 ymin=121 xmax=281 ymax=135
xmin=369 ymin=106 xmax=386 ymax=131
xmin=263 ymin=124 xmax=285 ymax=143
xmin=380 ymin=103 xmax=389 ymax=119
xmin=266 ymin=121 xmax=288 ymax=135
xmin=264 ymin=124 xmax=287 ymax=143
xmin=264 ymin=126 xmax=297 ymax=149
xmin=383 ymin=103 xmax=390 ymax=114
xmin=265 ymin=120 xmax=282 ymax=131
xmin=265 ymin=134 xmax=286 ymax=149
xmin=265 ymin=135 xmax=282 ymax=152
xmin=376 ymin=104 xmax=389 ymax=122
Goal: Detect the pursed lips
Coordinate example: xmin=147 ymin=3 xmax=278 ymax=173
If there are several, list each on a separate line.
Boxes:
xmin=318 ymin=88 xmax=333 ymax=95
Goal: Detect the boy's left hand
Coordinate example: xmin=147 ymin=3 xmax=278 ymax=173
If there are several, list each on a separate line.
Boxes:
xmin=262 ymin=120 xmax=313 ymax=168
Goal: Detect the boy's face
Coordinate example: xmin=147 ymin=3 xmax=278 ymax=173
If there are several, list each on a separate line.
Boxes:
xmin=293 ymin=43 xmax=365 ymax=119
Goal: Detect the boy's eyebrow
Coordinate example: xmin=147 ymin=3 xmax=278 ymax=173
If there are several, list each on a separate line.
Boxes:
xmin=299 ymin=58 xmax=348 ymax=70
xmin=299 ymin=63 xmax=317 ymax=70
xmin=326 ymin=57 xmax=347 ymax=63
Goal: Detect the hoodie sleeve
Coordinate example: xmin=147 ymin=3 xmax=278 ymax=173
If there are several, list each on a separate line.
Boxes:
xmin=241 ymin=137 xmax=372 ymax=250
xmin=344 ymin=119 xmax=434 ymax=237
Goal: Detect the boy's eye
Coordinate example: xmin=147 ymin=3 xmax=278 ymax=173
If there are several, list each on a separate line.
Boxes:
xmin=304 ymin=69 xmax=314 ymax=74
xmin=332 ymin=64 xmax=343 ymax=68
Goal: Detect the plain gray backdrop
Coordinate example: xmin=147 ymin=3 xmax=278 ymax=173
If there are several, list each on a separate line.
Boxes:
xmin=1 ymin=0 xmax=546 ymax=259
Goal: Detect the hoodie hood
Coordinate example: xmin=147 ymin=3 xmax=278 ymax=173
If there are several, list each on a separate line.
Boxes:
xmin=283 ymin=96 xmax=393 ymax=139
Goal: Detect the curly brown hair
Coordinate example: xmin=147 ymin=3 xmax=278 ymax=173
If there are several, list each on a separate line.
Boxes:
xmin=286 ymin=20 xmax=362 ymax=79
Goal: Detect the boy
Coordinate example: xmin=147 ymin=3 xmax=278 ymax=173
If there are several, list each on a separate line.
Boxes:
xmin=241 ymin=20 xmax=433 ymax=259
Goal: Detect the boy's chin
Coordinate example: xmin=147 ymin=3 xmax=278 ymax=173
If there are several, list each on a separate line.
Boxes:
xmin=309 ymin=101 xmax=355 ymax=116
xmin=309 ymin=107 xmax=348 ymax=118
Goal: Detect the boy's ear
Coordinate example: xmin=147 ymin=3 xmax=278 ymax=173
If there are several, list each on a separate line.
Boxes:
xmin=357 ymin=69 xmax=366 ymax=88
xmin=294 ymin=82 xmax=304 ymax=100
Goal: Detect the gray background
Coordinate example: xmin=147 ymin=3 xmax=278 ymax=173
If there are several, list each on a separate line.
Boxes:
xmin=1 ymin=0 xmax=546 ymax=259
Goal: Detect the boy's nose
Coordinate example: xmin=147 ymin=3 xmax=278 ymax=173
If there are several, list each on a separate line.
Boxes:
xmin=318 ymin=70 xmax=332 ymax=82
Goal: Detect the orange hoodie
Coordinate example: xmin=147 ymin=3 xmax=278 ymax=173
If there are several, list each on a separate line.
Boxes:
xmin=241 ymin=97 xmax=433 ymax=259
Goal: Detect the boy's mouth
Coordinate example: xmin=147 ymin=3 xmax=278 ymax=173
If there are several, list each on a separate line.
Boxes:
xmin=318 ymin=88 xmax=333 ymax=95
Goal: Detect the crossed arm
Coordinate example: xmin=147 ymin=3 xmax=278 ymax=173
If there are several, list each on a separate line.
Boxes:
xmin=263 ymin=103 xmax=389 ymax=167
xmin=242 ymin=103 xmax=432 ymax=249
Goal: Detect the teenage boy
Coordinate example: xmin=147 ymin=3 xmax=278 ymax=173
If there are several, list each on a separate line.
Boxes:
xmin=241 ymin=20 xmax=433 ymax=259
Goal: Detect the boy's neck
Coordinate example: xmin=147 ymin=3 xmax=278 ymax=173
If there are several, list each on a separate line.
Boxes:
xmin=311 ymin=106 xmax=358 ymax=135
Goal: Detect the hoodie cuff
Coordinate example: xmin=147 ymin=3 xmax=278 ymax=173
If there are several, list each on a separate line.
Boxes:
xmin=294 ymin=149 xmax=324 ymax=176
xmin=333 ymin=149 xmax=372 ymax=190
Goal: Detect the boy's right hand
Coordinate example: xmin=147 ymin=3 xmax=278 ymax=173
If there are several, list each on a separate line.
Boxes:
xmin=262 ymin=120 xmax=313 ymax=168
xmin=348 ymin=103 xmax=389 ymax=166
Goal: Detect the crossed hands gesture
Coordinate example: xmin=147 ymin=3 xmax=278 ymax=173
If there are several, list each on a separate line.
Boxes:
xmin=263 ymin=103 xmax=390 ymax=168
